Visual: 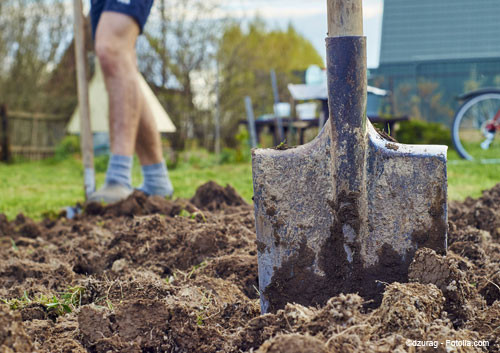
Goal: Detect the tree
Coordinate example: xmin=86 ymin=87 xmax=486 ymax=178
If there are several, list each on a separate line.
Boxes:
xmin=139 ymin=0 xmax=223 ymax=149
xmin=0 ymin=1 xmax=72 ymax=113
xmin=217 ymin=18 xmax=324 ymax=147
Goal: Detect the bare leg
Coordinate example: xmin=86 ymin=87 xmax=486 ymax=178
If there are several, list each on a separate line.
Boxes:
xmin=95 ymin=12 xmax=141 ymax=156
xmin=135 ymin=86 xmax=173 ymax=196
xmin=90 ymin=12 xmax=172 ymax=201
xmin=87 ymin=12 xmax=141 ymax=203
xmin=95 ymin=12 xmax=162 ymax=165
xmin=135 ymin=84 xmax=164 ymax=166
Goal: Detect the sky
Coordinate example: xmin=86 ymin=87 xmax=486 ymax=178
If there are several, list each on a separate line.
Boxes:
xmin=219 ymin=0 xmax=384 ymax=68
xmin=79 ymin=0 xmax=384 ymax=68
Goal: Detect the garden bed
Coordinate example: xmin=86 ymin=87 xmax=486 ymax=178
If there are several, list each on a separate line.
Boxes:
xmin=1 ymin=181 xmax=500 ymax=352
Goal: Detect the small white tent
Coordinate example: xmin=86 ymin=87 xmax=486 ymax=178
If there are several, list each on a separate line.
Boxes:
xmin=68 ymin=62 xmax=176 ymax=134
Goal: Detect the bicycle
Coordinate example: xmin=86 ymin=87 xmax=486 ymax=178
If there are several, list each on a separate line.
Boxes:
xmin=452 ymin=88 xmax=500 ymax=161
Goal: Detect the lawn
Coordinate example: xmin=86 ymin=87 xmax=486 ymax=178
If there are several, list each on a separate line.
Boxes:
xmin=0 ymin=150 xmax=499 ymax=220
xmin=0 ymin=154 xmax=253 ymax=220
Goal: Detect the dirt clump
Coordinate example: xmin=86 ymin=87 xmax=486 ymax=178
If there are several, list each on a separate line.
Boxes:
xmin=372 ymin=282 xmax=445 ymax=333
xmin=191 ymin=181 xmax=247 ymax=210
xmin=0 ymin=304 xmax=34 ymax=352
xmin=0 ymin=213 xmax=14 ymax=236
xmin=257 ymin=334 xmax=328 ymax=353
xmin=1 ymin=181 xmax=500 ymax=351
xmin=85 ymin=190 xmax=199 ymax=218
xmin=408 ymin=248 xmax=484 ymax=327
xmin=449 ymin=183 xmax=500 ymax=239
xmin=468 ymin=301 xmax=500 ymax=349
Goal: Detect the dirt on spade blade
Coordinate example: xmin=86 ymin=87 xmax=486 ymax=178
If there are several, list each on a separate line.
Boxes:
xmin=1 ymin=181 xmax=500 ymax=352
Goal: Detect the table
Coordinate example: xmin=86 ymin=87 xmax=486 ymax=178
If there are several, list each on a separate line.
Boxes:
xmin=241 ymin=115 xmax=409 ymax=146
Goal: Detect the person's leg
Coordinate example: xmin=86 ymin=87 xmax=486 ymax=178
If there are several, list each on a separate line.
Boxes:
xmin=88 ymin=12 xmax=140 ymax=202
xmin=135 ymin=89 xmax=174 ymax=197
xmin=135 ymin=92 xmax=162 ymax=165
xmin=88 ymin=1 xmax=172 ymax=201
xmin=96 ymin=12 xmax=141 ymax=157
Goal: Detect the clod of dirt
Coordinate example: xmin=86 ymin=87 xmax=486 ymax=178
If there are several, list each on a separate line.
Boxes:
xmin=20 ymin=304 xmax=47 ymax=321
xmin=468 ymin=301 xmax=500 ymax=349
xmin=448 ymin=224 xmax=491 ymax=245
xmin=18 ymin=220 xmax=42 ymax=239
xmin=478 ymin=271 xmax=500 ymax=305
xmin=305 ymin=294 xmax=365 ymax=336
xmin=449 ymin=183 xmax=500 ymax=239
xmin=200 ymin=254 xmax=258 ymax=299
xmin=372 ymin=282 xmax=445 ymax=334
xmin=85 ymin=190 xmax=198 ymax=218
xmin=13 ymin=213 xmax=27 ymax=225
xmin=78 ymin=305 xmax=114 ymax=348
xmin=257 ymin=334 xmax=328 ymax=353
xmin=0 ymin=258 xmax=76 ymax=298
xmin=191 ymin=181 xmax=247 ymax=211
xmin=0 ymin=304 xmax=34 ymax=352
xmin=408 ymin=248 xmax=484 ymax=327
xmin=0 ymin=214 xmax=13 ymax=236
xmin=78 ymin=299 xmax=173 ymax=352
xmin=449 ymin=241 xmax=488 ymax=268
xmin=24 ymin=313 xmax=87 ymax=353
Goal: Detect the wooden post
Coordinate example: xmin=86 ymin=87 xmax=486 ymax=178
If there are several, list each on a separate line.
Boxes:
xmin=327 ymin=0 xmax=363 ymax=37
xmin=73 ymin=0 xmax=95 ymax=198
xmin=0 ymin=105 xmax=11 ymax=163
xmin=214 ymin=62 xmax=221 ymax=160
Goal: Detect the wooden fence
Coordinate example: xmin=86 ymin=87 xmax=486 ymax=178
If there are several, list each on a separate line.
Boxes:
xmin=0 ymin=106 xmax=68 ymax=161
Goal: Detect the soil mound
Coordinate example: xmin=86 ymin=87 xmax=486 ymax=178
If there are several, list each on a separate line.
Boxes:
xmin=449 ymin=183 xmax=500 ymax=239
xmin=191 ymin=181 xmax=247 ymax=210
xmin=85 ymin=190 xmax=199 ymax=218
xmin=1 ymin=181 xmax=500 ymax=351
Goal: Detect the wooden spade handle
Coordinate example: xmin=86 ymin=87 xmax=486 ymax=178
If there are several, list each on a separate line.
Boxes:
xmin=327 ymin=0 xmax=363 ymax=37
xmin=73 ymin=0 xmax=95 ymax=198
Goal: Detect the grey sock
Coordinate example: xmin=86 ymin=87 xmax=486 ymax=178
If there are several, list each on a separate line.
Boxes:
xmin=105 ymin=154 xmax=133 ymax=189
xmin=138 ymin=161 xmax=173 ymax=197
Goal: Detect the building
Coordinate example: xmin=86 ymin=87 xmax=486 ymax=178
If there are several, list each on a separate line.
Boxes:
xmin=369 ymin=0 xmax=500 ymax=124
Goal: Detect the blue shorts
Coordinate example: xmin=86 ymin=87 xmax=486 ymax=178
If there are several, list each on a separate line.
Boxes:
xmin=90 ymin=0 xmax=154 ymax=39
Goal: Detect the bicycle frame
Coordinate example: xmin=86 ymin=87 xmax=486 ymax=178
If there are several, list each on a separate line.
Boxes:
xmin=486 ymin=109 xmax=500 ymax=133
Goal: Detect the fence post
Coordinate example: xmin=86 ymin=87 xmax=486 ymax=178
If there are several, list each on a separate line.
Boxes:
xmin=0 ymin=105 xmax=11 ymax=163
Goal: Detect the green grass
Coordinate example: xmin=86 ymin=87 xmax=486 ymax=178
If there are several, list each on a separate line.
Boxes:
xmin=447 ymin=148 xmax=500 ymax=201
xmin=1 ymin=286 xmax=85 ymax=317
xmin=0 ymin=155 xmax=252 ymax=220
xmin=0 ymin=150 xmax=499 ymax=220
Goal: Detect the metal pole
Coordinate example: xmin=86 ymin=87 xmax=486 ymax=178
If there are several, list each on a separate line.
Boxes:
xmin=244 ymin=96 xmax=258 ymax=149
xmin=72 ymin=0 xmax=95 ymax=198
xmin=270 ymin=69 xmax=285 ymax=142
xmin=270 ymin=69 xmax=280 ymax=104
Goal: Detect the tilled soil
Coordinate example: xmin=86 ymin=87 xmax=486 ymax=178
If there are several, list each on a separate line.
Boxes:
xmin=1 ymin=181 xmax=500 ymax=352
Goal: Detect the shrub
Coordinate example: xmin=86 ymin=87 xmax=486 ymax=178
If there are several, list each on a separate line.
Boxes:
xmin=53 ymin=135 xmax=80 ymax=160
xmin=395 ymin=120 xmax=452 ymax=147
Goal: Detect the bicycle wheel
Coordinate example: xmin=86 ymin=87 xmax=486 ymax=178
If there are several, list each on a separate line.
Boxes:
xmin=452 ymin=93 xmax=500 ymax=161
